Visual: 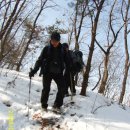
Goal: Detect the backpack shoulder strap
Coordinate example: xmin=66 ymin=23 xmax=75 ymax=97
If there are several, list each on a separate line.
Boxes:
xmin=46 ymin=45 xmax=51 ymax=56
xmin=47 ymin=44 xmax=64 ymax=56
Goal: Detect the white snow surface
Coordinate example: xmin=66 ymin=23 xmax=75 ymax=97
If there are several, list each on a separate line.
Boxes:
xmin=0 ymin=69 xmax=130 ymax=130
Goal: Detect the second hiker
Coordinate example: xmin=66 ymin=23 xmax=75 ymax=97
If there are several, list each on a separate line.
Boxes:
xmin=62 ymin=43 xmax=84 ymax=97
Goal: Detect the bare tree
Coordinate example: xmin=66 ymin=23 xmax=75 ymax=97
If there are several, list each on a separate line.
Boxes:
xmin=73 ymin=0 xmax=89 ymax=85
xmin=80 ymin=0 xmax=105 ymax=96
xmin=67 ymin=0 xmax=90 ymax=50
xmin=0 ymin=0 xmax=22 ymax=62
xmin=66 ymin=0 xmax=90 ymax=86
xmin=73 ymin=0 xmax=89 ymax=50
xmin=16 ymin=0 xmax=48 ymax=71
xmin=0 ymin=0 xmax=21 ymax=40
xmin=119 ymin=0 xmax=130 ymax=104
xmin=2 ymin=0 xmax=27 ymax=46
xmin=0 ymin=0 xmax=54 ymax=70
xmin=96 ymin=0 xmax=123 ymax=94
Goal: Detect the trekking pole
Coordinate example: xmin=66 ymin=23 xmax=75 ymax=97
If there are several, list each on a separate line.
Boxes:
xmin=28 ymin=68 xmax=32 ymax=119
xmin=70 ymin=72 xmax=74 ymax=104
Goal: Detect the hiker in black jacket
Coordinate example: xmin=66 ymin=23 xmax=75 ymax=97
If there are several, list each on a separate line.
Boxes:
xmin=62 ymin=43 xmax=76 ymax=96
xmin=62 ymin=43 xmax=84 ymax=97
xmin=29 ymin=32 xmax=70 ymax=112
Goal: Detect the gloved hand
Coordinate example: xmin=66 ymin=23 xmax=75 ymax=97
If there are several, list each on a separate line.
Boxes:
xmin=29 ymin=69 xmax=35 ymax=78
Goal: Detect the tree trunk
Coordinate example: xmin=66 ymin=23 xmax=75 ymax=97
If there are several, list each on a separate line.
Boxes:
xmin=80 ymin=36 xmax=95 ymax=95
xmin=119 ymin=64 xmax=129 ymax=104
xmin=80 ymin=0 xmax=105 ymax=96
xmin=74 ymin=35 xmax=79 ymax=85
xmin=119 ymin=0 xmax=130 ymax=103
xmin=98 ymin=54 xmax=109 ymax=94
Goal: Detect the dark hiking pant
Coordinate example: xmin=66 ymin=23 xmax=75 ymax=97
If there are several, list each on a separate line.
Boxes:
xmin=64 ymin=71 xmax=76 ymax=95
xmin=41 ymin=73 xmax=65 ymax=108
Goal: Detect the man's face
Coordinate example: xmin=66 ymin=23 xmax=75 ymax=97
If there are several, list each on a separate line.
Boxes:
xmin=51 ymin=39 xmax=60 ymax=47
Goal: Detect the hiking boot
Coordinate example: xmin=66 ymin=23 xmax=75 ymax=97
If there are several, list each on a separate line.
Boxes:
xmin=41 ymin=106 xmax=47 ymax=112
xmin=52 ymin=105 xmax=61 ymax=113
xmin=64 ymin=93 xmax=70 ymax=97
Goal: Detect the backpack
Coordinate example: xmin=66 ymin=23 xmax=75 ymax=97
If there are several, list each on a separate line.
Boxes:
xmin=70 ymin=50 xmax=83 ymax=73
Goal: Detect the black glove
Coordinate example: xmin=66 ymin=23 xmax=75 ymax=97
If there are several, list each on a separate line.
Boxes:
xmin=29 ymin=69 xmax=35 ymax=78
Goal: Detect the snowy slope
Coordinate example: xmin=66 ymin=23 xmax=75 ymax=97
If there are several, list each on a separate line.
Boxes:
xmin=0 ymin=69 xmax=130 ymax=130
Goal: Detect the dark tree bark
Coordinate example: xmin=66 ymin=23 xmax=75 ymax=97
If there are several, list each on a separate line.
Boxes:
xmin=80 ymin=0 xmax=105 ymax=96
xmin=0 ymin=0 xmax=21 ymax=62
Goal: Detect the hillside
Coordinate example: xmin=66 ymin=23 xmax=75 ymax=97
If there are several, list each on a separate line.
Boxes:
xmin=0 ymin=69 xmax=130 ymax=130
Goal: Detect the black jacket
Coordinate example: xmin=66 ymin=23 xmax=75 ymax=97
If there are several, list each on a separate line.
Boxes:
xmin=33 ymin=43 xmax=70 ymax=76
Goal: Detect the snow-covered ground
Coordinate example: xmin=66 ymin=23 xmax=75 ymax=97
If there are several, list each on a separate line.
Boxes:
xmin=0 ymin=69 xmax=130 ymax=130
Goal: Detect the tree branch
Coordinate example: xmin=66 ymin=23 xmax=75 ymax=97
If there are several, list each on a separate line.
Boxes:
xmin=0 ymin=0 xmax=21 ymax=39
xmin=1 ymin=0 xmax=11 ymax=31
xmin=2 ymin=0 xmax=27 ymax=44
xmin=93 ymin=0 xmax=99 ymax=9
xmin=95 ymin=39 xmax=106 ymax=54
xmin=109 ymin=0 xmax=117 ymax=39
xmin=121 ymin=0 xmax=125 ymax=22
xmin=108 ymin=24 xmax=124 ymax=51
xmin=127 ymin=29 xmax=130 ymax=34
xmin=77 ymin=1 xmax=88 ymax=39
xmin=0 ymin=0 xmax=16 ymax=10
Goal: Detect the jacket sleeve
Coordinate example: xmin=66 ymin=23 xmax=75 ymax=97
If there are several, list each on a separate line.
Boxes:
xmin=33 ymin=47 xmax=46 ymax=74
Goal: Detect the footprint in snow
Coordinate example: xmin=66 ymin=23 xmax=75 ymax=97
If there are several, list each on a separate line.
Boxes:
xmin=3 ymin=100 xmax=12 ymax=107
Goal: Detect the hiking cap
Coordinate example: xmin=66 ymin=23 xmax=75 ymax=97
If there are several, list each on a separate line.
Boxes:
xmin=62 ymin=43 xmax=69 ymax=49
xmin=51 ymin=32 xmax=60 ymax=41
